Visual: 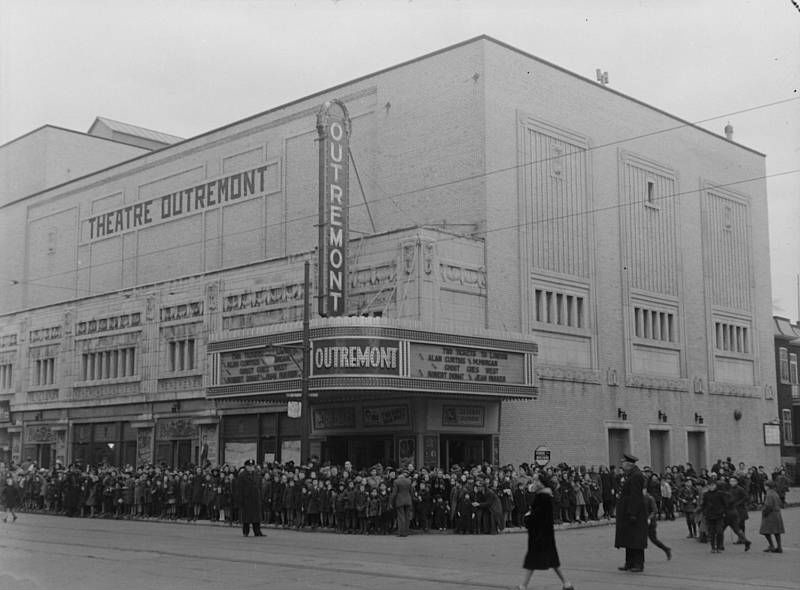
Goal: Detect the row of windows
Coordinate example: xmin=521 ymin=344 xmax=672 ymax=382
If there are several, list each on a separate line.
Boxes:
xmin=0 ymin=364 xmax=12 ymax=390
xmin=534 ymin=289 xmax=585 ymax=328
xmin=32 ymin=358 xmax=56 ymax=386
xmin=778 ymin=348 xmax=799 ymax=385
xmin=80 ymin=348 xmax=137 ymax=381
xmin=714 ymin=322 xmax=750 ymax=354
xmin=633 ymin=306 xmax=676 ymax=342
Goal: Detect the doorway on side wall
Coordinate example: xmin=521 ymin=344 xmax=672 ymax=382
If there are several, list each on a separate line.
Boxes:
xmin=607 ymin=428 xmax=631 ymax=467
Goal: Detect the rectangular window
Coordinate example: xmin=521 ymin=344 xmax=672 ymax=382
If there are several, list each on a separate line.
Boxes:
xmin=790 ymin=353 xmax=798 ymax=385
xmin=633 ymin=306 xmax=675 ymax=343
xmin=715 ymin=321 xmax=750 ymax=354
xmin=534 ymin=288 xmax=585 ymax=329
xmin=33 ymin=358 xmax=55 ymax=386
xmin=167 ymin=338 xmax=196 ymax=373
xmin=779 ymin=347 xmax=790 ymax=383
xmin=0 ymin=364 xmax=13 ymax=390
xmin=782 ymin=409 xmax=792 ymax=444
xmin=646 ymin=180 xmax=655 ymax=204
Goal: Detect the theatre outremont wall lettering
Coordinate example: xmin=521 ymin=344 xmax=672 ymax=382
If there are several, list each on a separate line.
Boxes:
xmin=83 ymin=164 xmax=272 ymax=241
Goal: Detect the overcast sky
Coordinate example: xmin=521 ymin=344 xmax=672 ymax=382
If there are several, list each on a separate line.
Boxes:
xmin=1 ymin=0 xmax=798 ymax=319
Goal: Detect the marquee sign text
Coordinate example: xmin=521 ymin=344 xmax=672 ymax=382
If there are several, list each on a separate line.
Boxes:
xmin=219 ymin=347 xmax=301 ymax=385
xmin=410 ymin=343 xmax=525 ymax=384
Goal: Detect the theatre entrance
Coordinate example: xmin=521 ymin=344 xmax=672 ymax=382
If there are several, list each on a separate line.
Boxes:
xmin=440 ymin=435 xmax=490 ymax=469
xmin=322 ymin=436 xmax=394 ymax=469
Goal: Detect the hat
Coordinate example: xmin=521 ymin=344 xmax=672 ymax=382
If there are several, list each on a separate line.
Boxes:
xmin=621 ymin=453 xmax=639 ymax=463
xmin=244 ymin=460 xmax=254 ymax=466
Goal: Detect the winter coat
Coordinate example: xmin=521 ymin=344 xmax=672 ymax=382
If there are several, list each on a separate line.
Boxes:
xmin=523 ymin=490 xmax=560 ymax=570
xmin=759 ymin=488 xmax=785 ymax=535
xmin=614 ymin=467 xmax=648 ymax=550
xmin=236 ymin=470 xmax=263 ymax=524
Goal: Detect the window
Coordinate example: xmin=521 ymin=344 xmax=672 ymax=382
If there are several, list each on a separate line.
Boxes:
xmin=779 ymin=347 xmax=790 ymax=383
xmin=714 ymin=321 xmax=749 ymax=354
xmin=168 ymin=338 xmax=196 ymax=372
xmin=790 ymin=352 xmax=798 ymax=385
xmin=782 ymin=409 xmax=792 ymax=444
xmin=534 ymin=288 xmax=584 ymax=328
xmin=0 ymin=364 xmax=12 ymax=390
xmin=646 ymin=180 xmax=655 ymax=204
xmin=81 ymin=348 xmax=136 ymax=381
xmin=33 ymin=358 xmax=56 ymax=386
xmin=633 ymin=306 xmax=675 ymax=342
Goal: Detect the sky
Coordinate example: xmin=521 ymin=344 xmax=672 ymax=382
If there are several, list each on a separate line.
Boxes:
xmin=1 ymin=0 xmax=798 ymax=319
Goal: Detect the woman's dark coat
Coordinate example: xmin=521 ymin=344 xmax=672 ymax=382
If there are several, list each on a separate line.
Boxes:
xmin=523 ymin=490 xmax=560 ymax=570
xmin=614 ymin=466 xmax=648 ymax=549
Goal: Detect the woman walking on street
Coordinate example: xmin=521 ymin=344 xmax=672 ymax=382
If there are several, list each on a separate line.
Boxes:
xmin=517 ymin=474 xmax=574 ymax=590
xmin=759 ymin=480 xmax=785 ymax=553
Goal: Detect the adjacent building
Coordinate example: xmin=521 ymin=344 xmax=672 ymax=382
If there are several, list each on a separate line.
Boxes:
xmin=774 ymin=315 xmax=800 ymax=480
xmin=0 ymin=36 xmax=780 ymax=472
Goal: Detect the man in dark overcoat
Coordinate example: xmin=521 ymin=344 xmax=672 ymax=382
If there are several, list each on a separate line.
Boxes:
xmin=614 ymin=453 xmax=648 ymax=572
xmin=236 ymin=460 xmax=264 ymax=537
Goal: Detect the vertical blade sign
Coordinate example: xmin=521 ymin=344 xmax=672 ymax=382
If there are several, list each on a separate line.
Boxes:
xmin=317 ymin=100 xmax=351 ymax=317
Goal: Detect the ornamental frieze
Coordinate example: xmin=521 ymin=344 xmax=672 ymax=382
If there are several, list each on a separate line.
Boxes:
xmin=350 ymin=263 xmax=397 ymax=289
xmin=70 ymin=382 xmax=140 ymax=401
xmin=157 ymin=375 xmax=203 ymax=392
xmin=223 ymin=307 xmax=301 ymax=331
xmin=223 ymin=283 xmax=304 ymax=313
xmin=709 ymin=381 xmax=760 ymax=397
xmin=537 ymin=365 xmax=602 ymax=384
xmin=27 ymin=390 xmax=59 ymax=403
xmin=439 ymin=263 xmax=486 ymax=290
xmin=0 ymin=334 xmax=18 ymax=349
xmin=76 ymin=312 xmax=142 ymax=336
xmin=160 ymin=301 xmax=204 ymax=323
xmin=625 ymin=374 xmax=690 ymax=392
xmin=29 ymin=326 xmax=62 ymax=343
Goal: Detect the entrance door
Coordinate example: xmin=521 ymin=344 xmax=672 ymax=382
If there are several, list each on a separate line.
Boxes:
xmin=607 ymin=428 xmax=630 ymax=467
xmin=349 ymin=437 xmax=393 ymax=469
xmin=440 ymin=435 xmax=490 ymax=469
xmin=649 ymin=430 xmax=669 ymax=473
xmin=687 ymin=431 xmax=706 ymax=470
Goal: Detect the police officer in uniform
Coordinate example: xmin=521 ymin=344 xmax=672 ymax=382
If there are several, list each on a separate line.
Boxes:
xmin=615 ymin=453 xmax=648 ymax=572
xmin=236 ymin=460 xmax=264 ymax=537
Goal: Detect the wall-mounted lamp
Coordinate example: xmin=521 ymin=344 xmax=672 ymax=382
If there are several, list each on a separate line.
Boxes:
xmin=694 ymin=413 xmax=704 ymax=425
xmin=733 ymin=409 xmax=742 ymax=421
xmin=657 ymin=410 xmax=668 ymax=423
xmin=107 ymin=442 xmax=115 ymax=450
xmin=617 ymin=408 xmax=628 ymax=420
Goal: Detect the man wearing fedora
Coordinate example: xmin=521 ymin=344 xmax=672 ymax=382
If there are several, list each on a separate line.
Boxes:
xmin=614 ymin=453 xmax=648 ymax=572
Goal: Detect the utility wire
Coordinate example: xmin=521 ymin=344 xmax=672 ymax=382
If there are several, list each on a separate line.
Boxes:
xmin=2 ymin=96 xmax=797 ymax=297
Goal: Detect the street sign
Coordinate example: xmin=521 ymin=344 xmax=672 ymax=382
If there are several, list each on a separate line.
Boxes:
xmin=534 ymin=445 xmax=551 ymax=467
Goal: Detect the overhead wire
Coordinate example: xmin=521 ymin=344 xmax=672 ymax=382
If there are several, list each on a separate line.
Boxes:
xmin=1 ymin=96 xmax=797 ymax=299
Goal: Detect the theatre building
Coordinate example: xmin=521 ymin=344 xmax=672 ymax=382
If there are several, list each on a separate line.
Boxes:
xmin=0 ymin=36 xmax=779 ymax=470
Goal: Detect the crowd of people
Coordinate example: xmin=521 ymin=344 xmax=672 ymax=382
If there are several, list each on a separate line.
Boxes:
xmin=0 ymin=455 xmax=792 ymax=542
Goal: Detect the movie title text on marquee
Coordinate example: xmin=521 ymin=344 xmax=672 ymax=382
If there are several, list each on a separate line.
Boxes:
xmin=219 ymin=347 xmax=301 ymax=385
xmin=84 ymin=165 xmax=273 ymax=241
xmin=410 ymin=343 xmax=525 ymax=384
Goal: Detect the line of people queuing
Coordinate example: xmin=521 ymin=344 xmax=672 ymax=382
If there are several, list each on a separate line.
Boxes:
xmin=0 ymin=455 xmax=792 ymax=538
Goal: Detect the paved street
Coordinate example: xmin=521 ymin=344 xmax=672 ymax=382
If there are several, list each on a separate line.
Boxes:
xmin=0 ymin=508 xmax=797 ymax=590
